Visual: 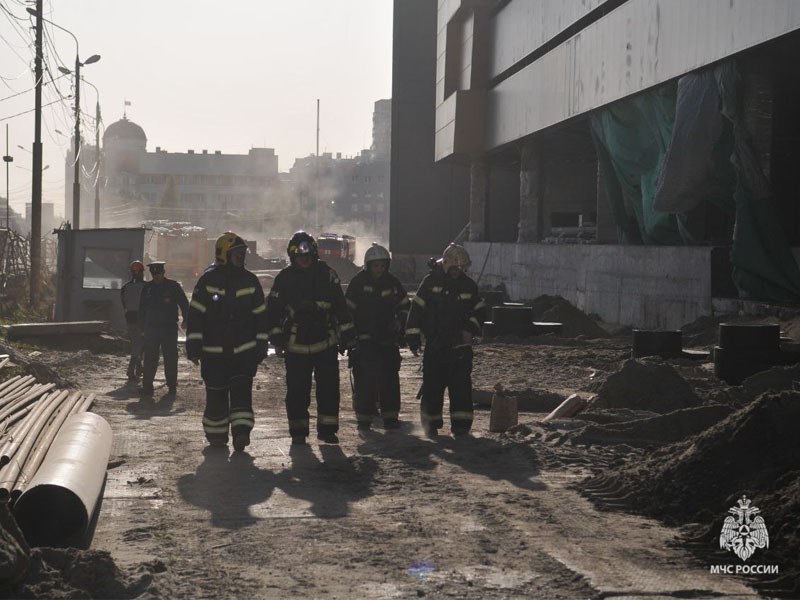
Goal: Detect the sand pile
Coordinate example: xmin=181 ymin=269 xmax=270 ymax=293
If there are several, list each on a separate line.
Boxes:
xmin=566 ymin=404 xmax=732 ymax=448
xmin=581 ymin=390 xmax=800 ymax=596
xmin=589 ymin=358 xmax=701 ymax=414
xmin=530 ymin=295 xmax=608 ymax=339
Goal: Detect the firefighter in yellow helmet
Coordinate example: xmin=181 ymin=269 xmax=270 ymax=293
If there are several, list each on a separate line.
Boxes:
xmin=185 ymin=232 xmax=269 ymax=452
xmin=266 ymin=231 xmax=356 ymax=445
xmin=405 ymin=243 xmax=486 ymax=438
xmin=345 ymin=243 xmax=409 ymax=431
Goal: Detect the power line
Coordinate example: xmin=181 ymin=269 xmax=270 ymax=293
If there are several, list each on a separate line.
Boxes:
xmin=0 ymin=97 xmax=69 ymax=122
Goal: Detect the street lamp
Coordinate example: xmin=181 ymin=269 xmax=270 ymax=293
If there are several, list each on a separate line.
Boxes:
xmin=28 ymin=7 xmax=100 ymax=230
xmin=80 ymin=77 xmax=102 ymax=228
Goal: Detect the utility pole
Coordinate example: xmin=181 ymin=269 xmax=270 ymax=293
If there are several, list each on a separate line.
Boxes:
xmin=316 ymin=98 xmax=320 ymax=231
xmin=3 ymin=125 xmax=12 ymax=230
xmin=93 ymin=95 xmax=101 ymax=228
xmin=72 ymin=55 xmax=81 ymax=230
xmin=30 ymin=0 xmax=43 ymax=305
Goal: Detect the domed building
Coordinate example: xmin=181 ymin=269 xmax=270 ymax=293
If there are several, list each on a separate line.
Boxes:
xmin=102 ymin=116 xmax=147 ymax=193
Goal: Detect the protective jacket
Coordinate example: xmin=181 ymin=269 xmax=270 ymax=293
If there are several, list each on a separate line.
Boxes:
xmin=266 ymin=260 xmax=355 ymax=354
xmin=186 ymin=264 xmax=268 ymax=360
xmin=346 ymin=270 xmax=409 ymax=345
xmin=406 ymin=265 xmax=486 ymax=350
xmin=139 ymin=279 xmax=188 ymax=331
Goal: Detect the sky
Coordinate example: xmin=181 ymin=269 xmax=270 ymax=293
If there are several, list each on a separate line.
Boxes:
xmin=0 ymin=0 xmax=394 ymax=217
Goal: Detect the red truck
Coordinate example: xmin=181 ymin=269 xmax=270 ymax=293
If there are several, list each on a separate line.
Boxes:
xmin=317 ymin=233 xmax=356 ymax=262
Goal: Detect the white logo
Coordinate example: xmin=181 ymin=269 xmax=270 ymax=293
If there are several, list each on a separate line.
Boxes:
xmin=719 ymin=495 xmax=769 ymax=561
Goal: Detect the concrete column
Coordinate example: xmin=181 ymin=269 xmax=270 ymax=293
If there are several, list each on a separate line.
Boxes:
xmin=469 ymin=157 xmax=488 ymax=242
xmin=517 ymin=140 xmax=542 ymax=242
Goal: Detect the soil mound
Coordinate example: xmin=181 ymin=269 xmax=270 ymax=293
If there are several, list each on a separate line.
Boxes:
xmin=581 ymin=391 xmax=800 ymax=596
xmin=530 ymin=295 xmax=608 ymax=339
xmin=566 ymin=404 xmax=732 ymax=448
xmin=742 ymin=363 xmax=800 ymax=398
xmin=590 ymin=359 xmax=701 ymax=414
xmin=0 ymin=547 xmax=161 ymax=599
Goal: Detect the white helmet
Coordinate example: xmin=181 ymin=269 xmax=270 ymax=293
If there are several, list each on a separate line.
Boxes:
xmin=442 ymin=243 xmax=471 ymax=272
xmin=364 ymin=242 xmax=390 ymax=265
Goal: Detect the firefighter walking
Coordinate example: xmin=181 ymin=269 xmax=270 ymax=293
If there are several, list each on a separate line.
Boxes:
xmin=121 ymin=260 xmax=146 ymax=382
xmin=139 ymin=261 xmax=189 ymax=396
xmin=186 ymin=233 xmax=268 ymax=452
xmin=345 ymin=243 xmax=409 ymax=431
xmin=266 ymin=231 xmax=356 ymax=445
xmin=405 ymin=243 xmax=486 ymax=438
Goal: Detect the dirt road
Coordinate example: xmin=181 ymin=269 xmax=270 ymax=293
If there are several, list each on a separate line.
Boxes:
xmin=57 ymin=339 xmax=762 ymax=599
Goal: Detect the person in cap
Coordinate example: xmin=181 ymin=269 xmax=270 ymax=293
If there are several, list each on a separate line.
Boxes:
xmin=345 ymin=243 xmax=409 ymax=432
xmin=121 ymin=260 xmax=146 ymax=381
xmin=405 ymin=243 xmax=486 ymax=439
xmin=185 ymin=232 xmax=268 ymax=452
xmin=138 ymin=261 xmax=189 ymax=397
xmin=266 ymin=231 xmax=356 ymax=445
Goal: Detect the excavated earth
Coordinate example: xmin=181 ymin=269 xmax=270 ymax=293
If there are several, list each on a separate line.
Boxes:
xmin=2 ymin=303 xmax=800 ymax=598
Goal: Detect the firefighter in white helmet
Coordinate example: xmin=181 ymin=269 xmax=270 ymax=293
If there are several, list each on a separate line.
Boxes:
xmin=405 ymin=243 xmax=486 ymax=438
xmin=345 ymin=243 xmax=410 ymax=431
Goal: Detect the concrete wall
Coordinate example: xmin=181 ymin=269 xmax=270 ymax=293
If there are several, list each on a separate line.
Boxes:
xmin=466 ymin=241 xmax=712 ymax=329
xmin=486 ymin=0 xmax=800 ymax=151
xmin=391 ymin=0 xmax=471 ymax=255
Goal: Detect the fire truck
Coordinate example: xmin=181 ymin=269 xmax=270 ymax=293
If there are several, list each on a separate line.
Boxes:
xmin=144 ymin=221 xmax=210 ymax=284
xmin=317 ymin=233 xmax=356 ymax=262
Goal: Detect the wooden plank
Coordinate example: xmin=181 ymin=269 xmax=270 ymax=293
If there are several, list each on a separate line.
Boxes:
xmin=3 ymin=321 xmax=108 ymax=339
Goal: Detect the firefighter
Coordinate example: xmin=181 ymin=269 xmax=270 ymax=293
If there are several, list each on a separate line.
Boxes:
xmin=266 ymin=231 xmax=356 ymax=445
xmin=405 ymin=243 xmax=486 ymax=438
xmin=121 ymin=260 xmax=146 ymax=382
xmin=186 ymin=232 xmax=268 ymax=452
xmin=345 ymin=243 xmax=409 ymax=431
xmin=139 ymin=261 xmax=189 ymax=397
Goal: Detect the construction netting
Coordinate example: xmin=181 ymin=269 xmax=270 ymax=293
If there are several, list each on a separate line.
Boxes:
xmin=591 ymin=60 xmax=800 ymax=302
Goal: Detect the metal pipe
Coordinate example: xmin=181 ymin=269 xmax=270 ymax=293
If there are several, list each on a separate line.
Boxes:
xmin=0 ymin=390 xmax=68 ymax=498
xmin=0 ymin=388 xmax=59 ymax=468
xmin=11 ymin=391 xmax=83 ymax=500
xmin=14 ymin=412 xmax=112 ymax=547
xmin=0 ymin=376 xmax=36 ymax=402
xmin=0 ymin=375 xmax=25 ymax=395
xmin=71 ymin=393 xmax=95 ymax=416
xmin=0 ymin=383 xmax=55 ymax=429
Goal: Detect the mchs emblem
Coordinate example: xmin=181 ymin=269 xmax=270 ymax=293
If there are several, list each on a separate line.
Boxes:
xmin=719 ymin=495 xmax=769 ymax=561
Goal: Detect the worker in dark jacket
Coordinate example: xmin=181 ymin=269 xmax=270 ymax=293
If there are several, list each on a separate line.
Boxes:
xmin=139 ymin=261 xmax=189 ymax=397
xmin=266 ymin=231 xmax=356 ymax=445
xmin=186 ymin=232 xmax=268 ymax=452
xmin=345 ymin=243 xmax=409 ymax=431
xmin=405 ymin=243 xmax=486 ymax=438
xmin=121 ymin=260 xmax=146 ymax=381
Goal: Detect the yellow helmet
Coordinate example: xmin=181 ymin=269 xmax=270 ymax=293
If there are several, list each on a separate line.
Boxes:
xmin=442 ymin=243 xmax=471 ymax=273
xmin=215 ymin=231 xmax=247 ymax=265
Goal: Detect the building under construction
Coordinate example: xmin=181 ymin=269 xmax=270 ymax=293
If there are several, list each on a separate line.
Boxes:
xmin=391 ymin=0 xmax=800 ymax=328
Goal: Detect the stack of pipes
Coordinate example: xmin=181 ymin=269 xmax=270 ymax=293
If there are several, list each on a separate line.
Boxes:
xmin=0 ymin=356 xmax=95 ymax=505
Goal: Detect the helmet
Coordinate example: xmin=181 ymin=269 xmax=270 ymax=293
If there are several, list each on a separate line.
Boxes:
xmin=287 ymin=231 xmax=318 ymax=261
xmin=129 ymin=260 xmax=144 ymax=273
xmin=364 ymin=242 xmax=390 ymax=266
xmin=215 ymin=232 xmax=247 ymax=265
xmin=442 ymin=243 xmax=471 ymax=273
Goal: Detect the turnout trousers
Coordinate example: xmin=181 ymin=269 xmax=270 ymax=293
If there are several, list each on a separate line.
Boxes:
xmin=352 ymin=343 xmax=401 ymax=427
xmin=126 ymin=321 xmax=144 ymax=379
xmin=284 ymin=347 xmax=340 ymax=438
xmin=200 ymin=355 xmax=257 ymax=445
xmin=420 ymin=345 xmax=474 ymax=434
xmin=142 ymin=325 xmax=178 ymax=391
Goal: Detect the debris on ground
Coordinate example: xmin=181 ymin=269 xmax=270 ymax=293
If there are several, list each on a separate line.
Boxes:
xmin=579 ymin=390 xmax=800 ymax=597
xmin=588 ymin=358 xmax=702 ymax=413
